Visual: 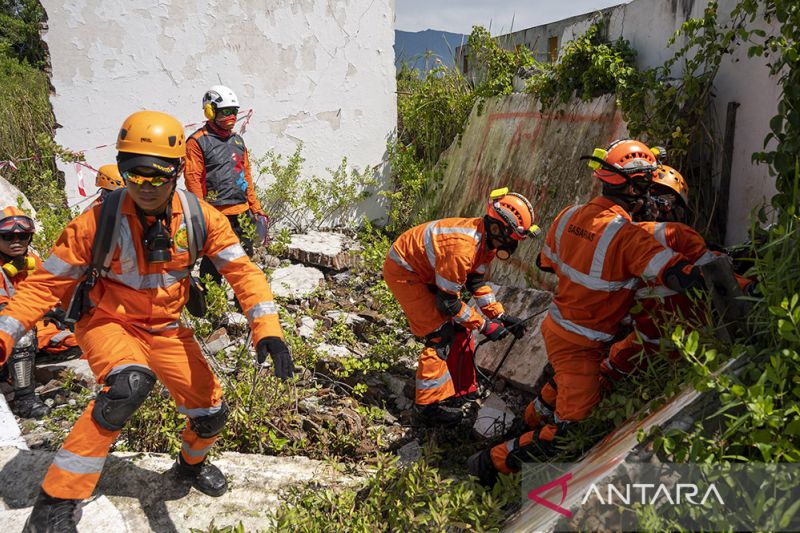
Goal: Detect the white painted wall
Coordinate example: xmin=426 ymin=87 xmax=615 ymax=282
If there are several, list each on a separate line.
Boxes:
xmin=40 ymin=0 xmax=397 ymax=215
xmin=559 ymin=0 xmax=780 ymax=245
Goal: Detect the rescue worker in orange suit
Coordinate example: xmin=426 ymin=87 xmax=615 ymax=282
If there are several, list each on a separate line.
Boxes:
xmin=0 ymin=206 xmax=81 ymax=419
xmin=601 ymin=165 xmax=752 ymax=381
xmin=384 ymin=189 xmax=538 ymax=426
xmin=184 ymin=85 xmax=267 ymax=290
xmin=86 ymin=164 xmax=124 ymax=210
xmin=0 ymin=111 xmax=294 ymax=532
xmin=468 ymin=140 xmax=707 ymax=485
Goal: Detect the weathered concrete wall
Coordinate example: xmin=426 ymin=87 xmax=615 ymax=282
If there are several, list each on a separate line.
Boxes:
xmin=40 ymin=0 xmax=396 ymax=210
xmin=558 ymin=0 xmax=780 ymax=245
xmin=433 ymin=93 xmax=625 ymax=289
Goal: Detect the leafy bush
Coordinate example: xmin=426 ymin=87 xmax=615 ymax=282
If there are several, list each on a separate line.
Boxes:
xmin=253 ymin=145 xmax=377 ymax=232
xmin=270 ymin=452 xmax=517 ymax=532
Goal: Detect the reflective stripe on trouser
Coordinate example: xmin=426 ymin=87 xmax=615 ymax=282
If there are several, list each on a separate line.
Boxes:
xmin=42 ymin=315 xmax=224 ymax=499
xmin=489 ymin=318 xmax=607 ymax=476
xmin=36 ymin=319 xmax=78 ymax=354
xmin=524 ymin=381 xmax=557 ymax=429
xmin=415 ymin=346 xmax=455 ymax=405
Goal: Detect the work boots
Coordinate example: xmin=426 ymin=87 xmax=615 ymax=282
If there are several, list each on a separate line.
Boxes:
xmin=414 ymin=402 xmax=463 ymax=427
xmin=9 ymin=348 xmax=50 ymax=419
xmin=467 ymin=449 xmax=500 ymax=487
xmin=23 ymin=490 xmax=79 ymax=533
xmin=174 ymin=454 xmax=228 ymax=497
xmin=14 ymin=388 xmax=50 ymax=419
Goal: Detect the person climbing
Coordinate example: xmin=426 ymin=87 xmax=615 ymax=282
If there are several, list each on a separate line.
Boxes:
xmin=383 ymin=187 xmax=539 ymax=427
xmin=184 ymin=85 xmax=267 ymax=290
xmin=0 ymin=110 xmax=294 ymax=532
xmin=468 ymin=140 xmax=707 ymax=486
xmin=0 ymin=206 xmax=81 ymax=419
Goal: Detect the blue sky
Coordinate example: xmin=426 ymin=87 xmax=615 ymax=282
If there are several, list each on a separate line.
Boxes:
xmin=395 ymin=0 xmax=629 ymax=35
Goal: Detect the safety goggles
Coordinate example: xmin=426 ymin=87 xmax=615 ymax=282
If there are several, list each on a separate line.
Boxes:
xmin=217 ymin=107 xmax=239 ymax=117
xmin=0 ymin=232 xmax=32 ymax=242
xmin=0 ymin=215 xmax=35 ymax=234
xmin=123 ymin=171 xmax=177 ymax=188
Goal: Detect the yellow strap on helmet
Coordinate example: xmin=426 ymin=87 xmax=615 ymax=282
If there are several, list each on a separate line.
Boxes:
xmin=587 ymin=148 xmax=607 ymax=170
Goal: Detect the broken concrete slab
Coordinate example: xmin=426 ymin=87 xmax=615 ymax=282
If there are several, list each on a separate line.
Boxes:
xmin=472 ymin=393 xmax=516 ymax=439
xmin=472 ymin=284 xmax=552 ymax=392
xmin=287 ymin=231 xmax=361 ymax=270
xmin=296 ymin=316 xmax=318 ymax=339
xmin=0 ymin=494 xmax=127 ymax=533
xmin=315 ymin=343 xmax=353 ymax=362
xmin=0 ymin=447 xmax=360 ymax=532
xmin=202 ymin=328 xmax=231 ymax=355
xmin=0 ymin=396 xmax=27 ymax=450
xmin=35 ymin=358 xmax=95 ymax=388
xmin=269 ymin=264 xmax=324 ymax=299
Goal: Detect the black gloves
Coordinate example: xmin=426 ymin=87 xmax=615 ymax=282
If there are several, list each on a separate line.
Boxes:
xmin=480 ymin=319 xmax=509 ymax=342
xmin=256 ymin=337 xmax=294 ymax=380
xmin=43 ymin=307 xmax=71 ymax=331
xmin=498 ymin=313 xmax=528 ymax=339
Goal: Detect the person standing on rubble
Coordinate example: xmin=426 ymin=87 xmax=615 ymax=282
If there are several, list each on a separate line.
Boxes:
xmin=184 ymin=85 xmax=267 ymax=289
xmin=468 ymin=140 xmax=707 ymax=485
xmin=0 ymin=110 xmax=294 ymax=532
xmin=0 ymin=206 xmax=81 ymax=419
xmin=384 ymin=188 xmax=539 ymax=427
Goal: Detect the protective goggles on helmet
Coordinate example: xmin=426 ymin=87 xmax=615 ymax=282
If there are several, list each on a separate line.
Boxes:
xmin=123 ymin=171 xmax=177 ymax=188
xmin=0 ymin=215 xmax=35 ymax=234
xmin=217 ymin=107 xmax=239 ymax=117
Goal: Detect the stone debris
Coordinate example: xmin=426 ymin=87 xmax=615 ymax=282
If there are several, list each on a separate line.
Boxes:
xmin=0 ymin=447 xmax=360 ymax=533
xmin=296 ymin=316 xmax=318 ymax=339
xmin=472 ymin=393 xmax=516 ymax=439
xmin=397 ymin=439 xmax=421 ymax=466
xmin=287 ymin=231 xmax=361 ymax=270
xmin=269 ymin=263 xmax=324 ymax=299
xmin=315 ymin=343 xmax=353 ymax=362
xmin=202 ymin=328 xmax=231 ymax=355
xmin=472 ymin=284 xmax=552 ymax=391
xmin=35 ymin=358 xmax=95 ymax=390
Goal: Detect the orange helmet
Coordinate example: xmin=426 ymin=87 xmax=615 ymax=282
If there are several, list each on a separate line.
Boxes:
xmin=652 ymin=165 xmax=689 ymax=207
xmin=116 ymin=110 xmax=185 ymax=175
xmin=486 ymin=188 xmax=539 ymax=240
xmin=0 ymin=206 xmax=35 ymax=234
xmin=95 ymin=164 xmax=124 ymax=191
xmin=587 ymin=139 xmax=658 ymax=186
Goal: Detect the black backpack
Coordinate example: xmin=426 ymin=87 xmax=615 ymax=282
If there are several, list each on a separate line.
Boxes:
xmin=65 ymin=188 xmax=208 ymax=324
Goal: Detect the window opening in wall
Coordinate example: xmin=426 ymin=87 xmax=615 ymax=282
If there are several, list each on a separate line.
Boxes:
xmin=548 ymin=36 xmax=558 ymax=62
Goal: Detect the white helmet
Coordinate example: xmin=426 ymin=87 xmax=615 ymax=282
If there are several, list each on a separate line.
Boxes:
xmin=202 ymin=85 xmax=239 ymax=118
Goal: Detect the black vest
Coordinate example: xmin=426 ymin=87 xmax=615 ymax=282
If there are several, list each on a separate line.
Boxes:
xmin=191 ymin=125 xmax=249 ymax=206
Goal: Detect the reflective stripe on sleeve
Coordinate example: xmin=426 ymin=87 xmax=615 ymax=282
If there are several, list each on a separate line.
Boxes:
xmin=247 ymin=301 xmax=279 ymax=321
xmin=0 ymin=315 xmax=26 ymax=342
xmin=42 ymin=255 xmax=86 ymax=280
xmin=474 ymin=264 xmax=487 ymax=274
xmin=642 ymin=248 xmax=677 ymax=280
xmin=453 ymin=304 xmax=473 ymax=324
xmin=694 ymin=250 xmax=717 ymax=266
xmin=435 ymin=273 xmax=461 ymax=294
xmin=388 ymin=246 xmax=414 ymax=272
xmin=48 ymin=329 xmax=73 ymax=345
xmin=210 ymin=243 xmax=247 ymax=271
xmin=476 ymin=293 xmax=496 ymax=306
xmin=653 ymin=222 xmax=668 ymax=247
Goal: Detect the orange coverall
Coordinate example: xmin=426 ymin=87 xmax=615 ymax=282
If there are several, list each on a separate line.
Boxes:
xmin=0 ymin=253 xmax=79 ymax=355
xmin=490 ymin=197 xmax=690 ymax=473
xmin=0 ymin=192 xmax=283 ymax=500
xmin=604 ymin=221 xmax=749 ymax=377
xmin=384 ymin=217 xmax=505 ymax=405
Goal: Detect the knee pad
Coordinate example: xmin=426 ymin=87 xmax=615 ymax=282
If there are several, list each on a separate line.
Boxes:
xmin=189 ymin=401 xmax=229 ymax=438
xmin=92 ymin=367 xmax=156 ymax=431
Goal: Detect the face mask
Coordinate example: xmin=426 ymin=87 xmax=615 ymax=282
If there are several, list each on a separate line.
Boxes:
xmin=142 ymin=217 xmax=173 ymax=263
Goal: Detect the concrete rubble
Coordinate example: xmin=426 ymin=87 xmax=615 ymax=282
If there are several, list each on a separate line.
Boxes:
xmin=287 ymin=231 xmax=361 ymax=270
xmin=472 ymin=393 xmax=516 ymax=439
xmin=0 ymin=447 xmax=360 ymax=532
xmin=269 ymin=263 xmax=325 ymax=299
xmin=201 ymin=328 xmax=231 ymax=355
xmin=472 ymin=284 xmax=553 ymax=391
